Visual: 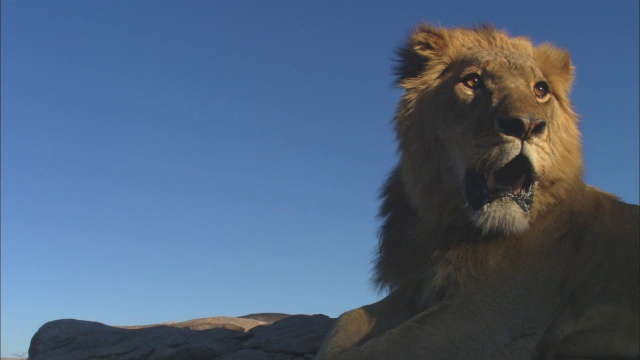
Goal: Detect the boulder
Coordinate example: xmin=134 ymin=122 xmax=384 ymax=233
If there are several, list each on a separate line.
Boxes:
xmin=28 ymin=314 xmax=335 ymax=360
xmin=243 ymin=315 xmax=335 ymax=355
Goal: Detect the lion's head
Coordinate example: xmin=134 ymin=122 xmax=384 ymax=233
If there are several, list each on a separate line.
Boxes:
xmin=393 ymin=24 xmax=583 ymax=236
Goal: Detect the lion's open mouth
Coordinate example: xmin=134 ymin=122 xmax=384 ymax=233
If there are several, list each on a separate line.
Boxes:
xmin=464 ymin=154 xmax=535 ymax=213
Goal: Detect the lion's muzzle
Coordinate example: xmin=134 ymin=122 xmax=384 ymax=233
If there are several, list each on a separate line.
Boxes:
xmin=464 ymin=154 xmax=535 ymax=213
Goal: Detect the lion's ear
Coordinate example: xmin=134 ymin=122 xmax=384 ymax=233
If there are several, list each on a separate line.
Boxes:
xmin=534 ymin=44 xmax=575 ymax=96
xmin=395 ymin=24 xmax=449 ymax=84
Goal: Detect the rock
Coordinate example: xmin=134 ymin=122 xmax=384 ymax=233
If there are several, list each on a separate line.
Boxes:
xmin=120 ymin=316 xmax=267 ymax=332
xmin=28 ymin=319 xmax=248 ymax=360
xmin=220 ymin=349 xmax=273 ymax=360
xmin=28 ymin=314 xmax=336 ymax=360
xmin=239 ymin=313 xmax=291 ymax=323
xmin=243 ymin=315 xmax=335 ymax=355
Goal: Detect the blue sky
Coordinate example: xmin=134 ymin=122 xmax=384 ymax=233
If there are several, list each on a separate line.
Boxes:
xmin=2 ymin=1 xmax=638 ymax=356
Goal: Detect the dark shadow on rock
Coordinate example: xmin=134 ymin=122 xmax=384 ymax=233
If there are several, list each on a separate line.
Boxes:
xmin=28 ymin=314 xmax=336 ymax=360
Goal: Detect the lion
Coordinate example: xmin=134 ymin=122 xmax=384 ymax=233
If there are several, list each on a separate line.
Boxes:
xmin=316 ymin=24 xmax=639 ymax=360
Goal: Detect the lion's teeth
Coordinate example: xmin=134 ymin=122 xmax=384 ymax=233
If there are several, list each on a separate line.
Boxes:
xmin=487 ymin=173 xmax=496 ymax=192
xmin=513 ymin=174 xmax=526 ymax=195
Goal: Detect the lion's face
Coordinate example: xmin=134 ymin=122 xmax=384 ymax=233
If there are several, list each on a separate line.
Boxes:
xmin=394 ymin=25 xmax=583 ymax=236
xmin=441 ymin=50 xmax=556 ymax=234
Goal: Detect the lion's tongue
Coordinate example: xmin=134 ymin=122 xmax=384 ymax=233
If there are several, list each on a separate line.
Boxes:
xmin=487 ymin=173 xmax=526 ymax=195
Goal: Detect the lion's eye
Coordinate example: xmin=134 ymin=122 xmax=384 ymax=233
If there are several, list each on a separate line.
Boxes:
xmin=534 ymin=81 xmax=550 ymax=98
xmin=461 ymin=73 xmax=483 ymax=90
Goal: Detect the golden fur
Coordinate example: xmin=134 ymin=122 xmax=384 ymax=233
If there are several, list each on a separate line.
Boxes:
xmin=317 ymin=24 xmax=639 ymax=359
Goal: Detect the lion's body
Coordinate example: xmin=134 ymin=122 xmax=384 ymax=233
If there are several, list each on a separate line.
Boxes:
xmin=317 ymin=24 xmax=639 ymax=360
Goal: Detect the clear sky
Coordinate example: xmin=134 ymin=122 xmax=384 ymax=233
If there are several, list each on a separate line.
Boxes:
xmin=2 ymin=0 xmax=638 ymax=357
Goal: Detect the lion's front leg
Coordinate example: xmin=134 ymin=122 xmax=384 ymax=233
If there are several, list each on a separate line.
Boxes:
xmin=316 ymin=307 xmax=377 ymax=359
xmin=317 ymin=289 xmax=421 ymax=359
xmin=319 ymin=287 xmax=556 ymax=360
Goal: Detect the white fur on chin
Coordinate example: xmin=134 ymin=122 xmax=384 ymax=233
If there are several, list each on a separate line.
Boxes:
xmin=471 ymin=199 xmax=530 ymax=236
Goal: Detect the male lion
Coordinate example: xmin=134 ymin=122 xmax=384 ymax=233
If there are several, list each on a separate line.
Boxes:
xmin=317 ymin=24 xmax=639 ymax=360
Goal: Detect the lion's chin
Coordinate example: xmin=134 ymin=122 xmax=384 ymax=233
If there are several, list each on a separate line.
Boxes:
xmin=462 ymin=153 xmax=535 ymax=235
xmin=470 ymin=199 xmax=530 ymax=236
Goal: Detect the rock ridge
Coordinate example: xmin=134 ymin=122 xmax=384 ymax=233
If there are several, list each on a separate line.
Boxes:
xmin=28 ymin=314 xmax=335 ymax=360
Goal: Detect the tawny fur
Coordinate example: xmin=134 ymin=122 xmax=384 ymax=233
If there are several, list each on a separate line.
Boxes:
xmin=317 ymin=24 xmax=639 ymax=360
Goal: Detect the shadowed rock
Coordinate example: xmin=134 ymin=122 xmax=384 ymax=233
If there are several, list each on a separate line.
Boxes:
xmin=244 ymin=315 xmax=336 ymax=355
xmin=28 ymin=314 xmax=335 ymax=360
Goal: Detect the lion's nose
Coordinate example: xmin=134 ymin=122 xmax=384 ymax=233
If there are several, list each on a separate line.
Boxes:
xmin=497 ymin=116 xmax=547 ymax=140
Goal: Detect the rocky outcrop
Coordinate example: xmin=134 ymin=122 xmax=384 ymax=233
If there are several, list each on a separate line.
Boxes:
xmin=28 ymin=314 xmax=335 ymax=360
xmin=27 ymin=314 xmax=614 ymax=360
